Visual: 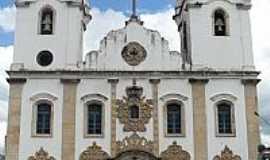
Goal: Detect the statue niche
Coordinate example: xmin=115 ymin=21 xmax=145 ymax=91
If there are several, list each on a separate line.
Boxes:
xmin=116 ymin=79 xmax=153 ymax=132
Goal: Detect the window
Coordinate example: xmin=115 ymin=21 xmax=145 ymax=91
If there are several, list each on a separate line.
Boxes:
xmin=87 ymin=103 xmax=102 ymax=135
xmin=216 ymin=101 xmax=235 ymax=136
xmin=36 ymin=102 xmax=52 ymax=135
xmin=214 ymin=9 xmax=228 ymax=36
xmin=182 ymin=22 xmax=188 ymax=52
xmin=37 ymin=50 xmax=53 ymax=66
xmin=40 ymin=7 xmax=54 ymax=35
xmin=129 ymin=105 xmax=139 ymax=119
xmin=167 ymin=103 xmax=181 ymax=134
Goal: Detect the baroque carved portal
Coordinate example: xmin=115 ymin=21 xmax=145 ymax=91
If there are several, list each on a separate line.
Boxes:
xmin=116 ymin=80 xmax=153 ymax=132
xmin=79 ymin=142 xmax=110 ymax=160
xmin=213 ymin=146 xmax=241 ymax=160
xmin=116 ymin=132 xmax=154 ymax=155
xmin=160 ymin=142 xmax=191 ymax=160
xmin=114 ymin=150 xmax=158 ymax=160
xmin=28 ymin=148 xmax=56 ymax=160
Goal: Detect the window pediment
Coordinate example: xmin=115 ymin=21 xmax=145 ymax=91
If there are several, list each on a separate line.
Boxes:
xmin=81 ymin=93 xmax=108 ymax=103
xmin=210 ymin=93 xmax=237 ymax=102
xmin=30 ymin=92 xmax=58 ymax=102
xmin=160 ymin=93 xmax=188 ymax=102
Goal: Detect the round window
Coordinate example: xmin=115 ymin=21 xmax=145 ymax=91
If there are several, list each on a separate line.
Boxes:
xmin=37 ymin=51 xmax=53 ymax=66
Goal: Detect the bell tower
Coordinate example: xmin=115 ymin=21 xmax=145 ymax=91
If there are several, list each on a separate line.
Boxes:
xmin=173 ymin=0 xmax=255 ymax=71
xmin=12 ymin=0 xmax=91 ymax=70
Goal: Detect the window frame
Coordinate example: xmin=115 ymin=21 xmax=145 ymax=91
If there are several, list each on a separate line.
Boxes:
xmin=38 ymin=5 xmax=56 ymax=35
xmin=32 ymin=100 xmax=54 ymax=138
xmin=84 ymin=100 xmax=105 ymax=138
xmin=163 ymin=100 xmax=185 ymax=137
xmin=212 ymin=8 xmax=230 ymax=37
xmin=215 ymin=100 xmax=236 ymax=137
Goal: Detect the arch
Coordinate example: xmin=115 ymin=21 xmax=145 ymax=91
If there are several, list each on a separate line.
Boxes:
xmin=38 ymin=5 xmax=56 ymax=35
xmin=212 ymin=8 xmax=229 ymax=36
xmin=30 ymin=92 xmax=58 ymax=102
xmin=114 ymin=150 xmax=158 ymax=160
xmin=160 ymin=93 xmax=188 ymax=102
xmin=210 ymin=93 xmax=237 ymax=102
xmin=81 ymin=93 xmax=108 ymax=103
xmin=214 ymin=100 xmax=236 ymax=137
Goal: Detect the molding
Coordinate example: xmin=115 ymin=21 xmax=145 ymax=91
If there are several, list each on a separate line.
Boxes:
xmin=160 ymin=93 xmax=188 ymax=102
xmin=236 ymin=3 xmax=252 ymax=10
xmin=210 ymin=93 xmax=237 ymax=102
xmin=81 ymin=93 xmax=108 ymax=103
xmin=30 ymin=92 xmax=58 ymax=102
xmin=6 ymin=78 xmax=27 ymax=84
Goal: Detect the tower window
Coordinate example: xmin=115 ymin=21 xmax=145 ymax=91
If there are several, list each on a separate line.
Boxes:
xmin=129 ymin=105 xmax=140 ymax=119
xmin=216 ymin=102 xmax=235 ymax=136
xmin=37 ymin=50 xmax=53 ymax=67
xmin=40 ymin=7 xmax=54 ymax=35
xmin=214 ymin=9 xmax=228 ymax=36
xmin=87 ymin=103 xmax=102 ymax=135
xmin=36 ymin=102 xmax=52 ymax=135
xmin=167 ymin=103 xmax=181 ymax=134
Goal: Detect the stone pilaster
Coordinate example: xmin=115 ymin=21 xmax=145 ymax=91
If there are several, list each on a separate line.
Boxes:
xmin=189 ymin=78 xmax=209 ymax=160
xmin=242 ymin=79 xmax=261 ymax=160
xmin=6 ymin=78 xmax=26 ymax=160
xmin=61 ymin=79 xmax=80 ymax=160
xmin=108 ymin=78 xmax=119 ymax=157
xmin=149 ymin=79 xmax=160 ymax=156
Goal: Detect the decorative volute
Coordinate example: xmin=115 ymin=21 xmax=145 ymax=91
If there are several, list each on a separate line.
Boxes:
xmin=213 ymin=146 xmax=241 ymax=160
xmin=28 ymin=148 xmax=56 ymax=160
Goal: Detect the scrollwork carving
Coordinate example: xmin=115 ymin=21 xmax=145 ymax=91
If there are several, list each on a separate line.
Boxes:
xmin=160 ymin=142 xmax=191 ymax=160
xmin=116 ymin=132 xmax=154 ymax=155
xmin=79 ymin=142 xmax=110 ymax=160
xmin=28 ymin=148 xmax=55 ymax=160
xmin=213 ymin=146 xmax=241 ymax=160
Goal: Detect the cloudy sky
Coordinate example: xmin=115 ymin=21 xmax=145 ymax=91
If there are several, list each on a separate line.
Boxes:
xmin=0 ymin=0 xmax=270 ymax=154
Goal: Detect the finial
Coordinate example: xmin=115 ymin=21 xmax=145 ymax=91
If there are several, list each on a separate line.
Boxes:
xmin=132 ymin=78 xmax=137 ymax=86
xmin=131 ymin=0 xmax=137 ymax=18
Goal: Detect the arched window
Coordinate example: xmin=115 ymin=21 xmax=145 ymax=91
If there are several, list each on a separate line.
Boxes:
xmin=40 ymin=7 xmax=54 ymax=35
xmin=167 ymin=103 xmax=182 ymax=134
xmin=213 ymin=9 xmax=228 ymax=36
xmin=87 ymin=103 xmax=102 ymax=135
xmin=36 ymin=102 xmax=52 ymax=135
xmin=129 ymin=105 xmax=139 ymax=119
xmin=216 ymin=101 xmax=235 ymax=136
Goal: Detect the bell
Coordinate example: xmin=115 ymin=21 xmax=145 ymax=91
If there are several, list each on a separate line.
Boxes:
xmin=215 ymin=18 xmax=225 ymax=31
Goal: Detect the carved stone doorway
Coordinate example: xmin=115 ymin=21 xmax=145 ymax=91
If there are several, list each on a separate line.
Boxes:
xmin=113 ymin=150 xmax=158 ymax=160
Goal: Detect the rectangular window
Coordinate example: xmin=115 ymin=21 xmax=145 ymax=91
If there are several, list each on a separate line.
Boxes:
xmin=167 ymin=104 xmax=181 ymax=134
xmin=218 ymin=104 xmax=232 ymax=134
xmin=36 ymin=103 xmax=51 ymax=134
xmin=87 ymin=104 xmax=102 ymax=135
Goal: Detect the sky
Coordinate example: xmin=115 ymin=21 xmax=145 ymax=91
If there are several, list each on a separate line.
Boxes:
xmin=0 ymin=0 xmax=270 ymax=154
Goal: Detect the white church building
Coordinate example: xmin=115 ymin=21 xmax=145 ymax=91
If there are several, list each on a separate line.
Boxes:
xmin=5 ymin=0 xmax=261 ymax=160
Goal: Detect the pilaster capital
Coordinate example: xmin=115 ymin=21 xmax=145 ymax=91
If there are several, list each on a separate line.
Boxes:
xmin=60 ymin=78 xmax=81 ymax=84
xmin=149 ymin=79 xmax=161 ymax=85
xmin=6 ymin=78 xmax=27 ymax=84
xmin=241 ymin=79 xmax=261 ymax=85
xmin=108 ymin=78 xmax=119 ymax=84
xmin=189 ymin=78 xmax=209 ymax=84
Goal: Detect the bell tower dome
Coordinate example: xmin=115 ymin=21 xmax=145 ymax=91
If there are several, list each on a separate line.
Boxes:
xmin=12 ymin=0 xmax=91 ymax=70
xmin=173 ymin=0 xmax=254 ymax=71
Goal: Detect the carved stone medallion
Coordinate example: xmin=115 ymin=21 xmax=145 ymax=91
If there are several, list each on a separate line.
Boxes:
xmin=116 ymin=132 xmax=154 ymax=155
xmin=79 ymin=142 xmax=110 ymax=160
xmin=213 ymin=146 xmax=241 ymax=160
xmin=28 ymin=148 xmax=56 ymax=160
xmin=160 ymin=142 xmax=191 ymax=160
xmin=116 ymin=80 xmax=153 ymax=132
xmin=121 ymin=42 xmax=147 ymax=66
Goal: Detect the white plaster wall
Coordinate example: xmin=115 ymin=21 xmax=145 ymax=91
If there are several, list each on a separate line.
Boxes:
xmin=205 ymin=79 xmax=248 ymax=159
xmin=13 ymin=0 xmax=84 ymax=70
xmin=188 ymin=1 xmax=255 ymax=70
xmin=19 ymin=79 xmax=63 ymax=160
xmin=75 ymin=79 xmax=111 ymax=158
xmin=86 ymin=22 xmax=182 ymax=71
xmin=158 ymin=79 xmax=194 ymax=157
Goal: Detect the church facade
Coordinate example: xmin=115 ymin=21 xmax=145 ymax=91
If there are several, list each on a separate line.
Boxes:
xmin=5 ymin=0 xmax=261 ymax=160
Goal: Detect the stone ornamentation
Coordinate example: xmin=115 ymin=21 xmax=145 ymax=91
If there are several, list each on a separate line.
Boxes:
xmin=116 ymin=80 xmax=153 ymax=132
xmin=121 ymin=41 xmax=147 ymax=66
xmin=79 ymin=142 xmax=110 ymax=160
xmin=28 ymin=148 xmax=56 ymax=160
xmin=160 ymin=142 xmax=191 ymax=160
xmin=213 ymin=146 xmax=241 ymax=160
xmin=116 ymin=132 xmax=154 ymax=155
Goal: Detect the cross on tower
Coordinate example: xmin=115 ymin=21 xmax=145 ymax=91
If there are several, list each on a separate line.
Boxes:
xmin=131 ymin=0 xmax=137 ymax=18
